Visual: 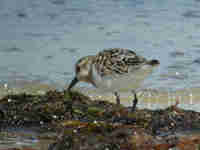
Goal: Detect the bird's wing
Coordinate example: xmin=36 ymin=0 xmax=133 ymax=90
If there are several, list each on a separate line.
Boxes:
xmin=94 ymin=48 xmax=147 ymax=76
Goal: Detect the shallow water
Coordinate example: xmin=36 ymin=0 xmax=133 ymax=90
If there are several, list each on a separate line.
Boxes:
xmin=0 ymin=0 xmax=200 ymax=91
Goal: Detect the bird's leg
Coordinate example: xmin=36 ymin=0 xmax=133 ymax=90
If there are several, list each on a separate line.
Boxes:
xmin=114 ymin=92 xmax=120 ymax=105
xmin=131 ymin=90 xmax=138 ymax=112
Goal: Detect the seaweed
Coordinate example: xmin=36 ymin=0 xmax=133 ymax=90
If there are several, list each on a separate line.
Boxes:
xmin=0 ymin=90 xmax=200 ymax=149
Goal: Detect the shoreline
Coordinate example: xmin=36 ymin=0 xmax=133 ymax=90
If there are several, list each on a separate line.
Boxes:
xmin=0 ymin=80 xmax=200 ymax=111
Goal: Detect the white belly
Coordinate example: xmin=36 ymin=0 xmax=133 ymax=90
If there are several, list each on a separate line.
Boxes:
xmin=92 ymin=64 xmax=154 ymax=93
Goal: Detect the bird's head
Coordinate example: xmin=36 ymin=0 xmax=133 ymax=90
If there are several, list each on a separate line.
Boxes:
xmin=68 ymin=56 xmax=94 ymax=91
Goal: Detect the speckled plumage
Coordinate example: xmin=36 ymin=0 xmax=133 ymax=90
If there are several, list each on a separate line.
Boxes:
xmin=94 ymin=48 xmax=147 ymax=76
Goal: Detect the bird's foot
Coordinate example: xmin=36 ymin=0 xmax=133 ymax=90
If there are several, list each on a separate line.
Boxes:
xmin=131 ymin=90 xmax=138 ymax=112
xmin=114 ymin=92 xmax=120 ymax=105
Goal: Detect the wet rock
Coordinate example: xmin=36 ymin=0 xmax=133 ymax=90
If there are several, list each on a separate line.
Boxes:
xmin=0 ymin=90 xmax=200 ymax=149
xmin=0 ymin=90 xmax=118 ymax=130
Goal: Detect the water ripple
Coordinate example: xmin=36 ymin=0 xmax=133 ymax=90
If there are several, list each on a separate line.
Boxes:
xmin=0 ymin=47 xmax=24 ymax=54
xmin=169 ymin=51 xmax=185 ymax=58
xmin=182 ymin=10 xmax=200 ymax=19
xmin=193 ymin=58 xmax=200 ymax=64
xmin=49 ymin=0 xmax=66 ymax=5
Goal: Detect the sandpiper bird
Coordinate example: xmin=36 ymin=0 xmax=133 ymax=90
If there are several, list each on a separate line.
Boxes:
xmin=68 ymin=48 xmax=159 ymax=107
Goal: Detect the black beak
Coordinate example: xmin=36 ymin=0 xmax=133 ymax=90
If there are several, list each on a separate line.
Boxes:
xmin=68 ymin=77 xmax=79 ymax=91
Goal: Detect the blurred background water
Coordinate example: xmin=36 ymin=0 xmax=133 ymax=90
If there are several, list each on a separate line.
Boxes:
xmin=0 ymin=0 xmax=200 ymax=91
